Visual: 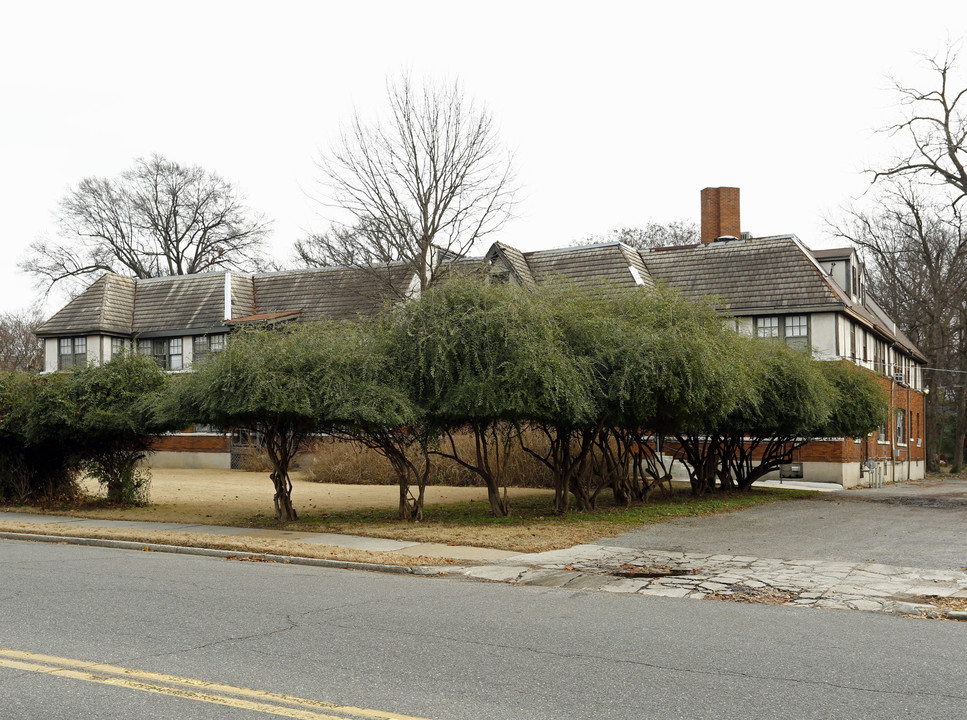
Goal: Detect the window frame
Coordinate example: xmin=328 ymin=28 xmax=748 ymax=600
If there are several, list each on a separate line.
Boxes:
xmin=192 ymin=334 xmax=226 ymax=367
xmin=754 ymin=315 xmax=810 ymax=350
xmin=57 ymin=336 xmax=87 ymax=370
xmin=137 ymin=337 xmax=183 ymax=370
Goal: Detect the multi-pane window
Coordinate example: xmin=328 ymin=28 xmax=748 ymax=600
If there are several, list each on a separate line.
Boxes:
xmin=896 ymin=409 xmax=907 ymax=445
xmin=877 ymin=423 xmax=888 ymax=443
xmin=57 ymin=337 xmax=87 ymax=370
xmin=137 ymin=338 xmax=183 ymax=370
xmin=111 ymin=337 xmax=129 ymax=358
xmin=784 ymin=315 xmax=808 ymax=351
xmin=755 ymin=316 xmax=779 ymax=338
xmin=755 ymin=316 xmax=808 ymax=349
xmin=192 ymin=334 xmax=226 ymax=367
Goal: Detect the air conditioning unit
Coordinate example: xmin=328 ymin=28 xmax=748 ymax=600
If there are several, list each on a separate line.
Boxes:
xmin=893 ymin=372 xmax=904 ymax=384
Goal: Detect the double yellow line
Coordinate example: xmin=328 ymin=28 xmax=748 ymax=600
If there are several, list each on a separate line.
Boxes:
xmin=0 ymin=648 xmax=431 ymax=720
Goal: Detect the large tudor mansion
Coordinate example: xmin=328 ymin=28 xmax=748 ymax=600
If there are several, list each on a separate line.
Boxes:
xmin=36 ymin=188 xmax=926 ymax=487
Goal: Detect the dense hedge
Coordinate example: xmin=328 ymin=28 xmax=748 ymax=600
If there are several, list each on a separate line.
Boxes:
xmin=0 ymin=353 xmax=174 ymax=505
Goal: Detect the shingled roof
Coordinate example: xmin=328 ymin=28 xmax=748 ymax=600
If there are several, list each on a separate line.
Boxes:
xmin=36 ymin=273 xmax=135 ymax=336
xmin=485 ymin=242 xmax=655 ymax=290
xmin=642 ymin=235 xmax=842 ymax=313
xmin=253 ymin=263 xmax=416 ymax=322
xmin=36 ymin=262 xmax=420 ymax=338
xmin=132 ymin=273 xmax=245 ymax=335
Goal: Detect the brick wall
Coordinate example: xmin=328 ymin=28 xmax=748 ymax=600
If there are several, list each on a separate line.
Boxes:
xmin=151 ymin=434 xmax=231 ymax=453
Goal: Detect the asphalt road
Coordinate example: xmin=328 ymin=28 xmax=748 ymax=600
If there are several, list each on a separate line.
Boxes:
xmin=2 ymin=539 xmax=966 ymax=719
xmin=601 ymin=479 xmax=967 ymax=570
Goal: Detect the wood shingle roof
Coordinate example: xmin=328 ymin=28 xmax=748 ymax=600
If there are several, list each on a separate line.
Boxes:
xmin=36 ymin=273 xmax=135 ymax=336
xmin=642 ymin=236 xmax=841 ymax=313
xmin=520 ymin=243 xmax=656 ymax=290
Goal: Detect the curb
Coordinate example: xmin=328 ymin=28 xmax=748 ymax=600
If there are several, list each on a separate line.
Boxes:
xmin=0 ymin=531 xmax=418 ymax=575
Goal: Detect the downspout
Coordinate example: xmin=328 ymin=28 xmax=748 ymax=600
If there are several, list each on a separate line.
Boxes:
xmin=907 ymin=384 xmax=912 ymax=482
xmin=890 ymin=376 xmax=896 ymax=485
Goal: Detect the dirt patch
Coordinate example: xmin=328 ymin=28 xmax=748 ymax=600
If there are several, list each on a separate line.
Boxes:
xmin=705 ymin=586 xmax=800 ymax=605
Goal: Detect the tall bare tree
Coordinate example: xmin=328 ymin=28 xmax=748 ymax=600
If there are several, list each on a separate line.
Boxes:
xmin=577 ymin=220 xmax=700 ymax=250
xmin=310 ymin=75 xmax=517 ymax=294
xmin=0 ymin=308 xmax=45 ymax=371
xmin=876 ymin=46 xmax=967 ymax=204
xmin=828 ymin=181 xmax=967 ymax=470
xmin=22 ymin=154 xmax=270 ymax=293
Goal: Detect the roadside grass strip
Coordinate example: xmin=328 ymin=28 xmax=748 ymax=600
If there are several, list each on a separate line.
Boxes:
xmin=0 ymin=648 xmax=431 ymax=720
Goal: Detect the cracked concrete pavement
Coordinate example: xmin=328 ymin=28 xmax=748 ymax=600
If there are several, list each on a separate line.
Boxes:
xmin=443 ymin=478 xmax=967 ymax=619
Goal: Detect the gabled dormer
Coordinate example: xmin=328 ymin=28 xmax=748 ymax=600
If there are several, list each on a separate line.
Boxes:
xmin=811 ymin=247 xmax=866 ymax=305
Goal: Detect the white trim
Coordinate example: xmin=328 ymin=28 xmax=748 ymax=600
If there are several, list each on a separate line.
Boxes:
xmin=224 ymin=272 xmax=232 ymax=321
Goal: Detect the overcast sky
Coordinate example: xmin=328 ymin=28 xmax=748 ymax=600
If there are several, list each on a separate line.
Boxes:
xmin=1 ymin=0 xmax=963 ymax=316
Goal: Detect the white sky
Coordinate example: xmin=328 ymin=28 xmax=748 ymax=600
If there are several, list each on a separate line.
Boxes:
xmin=1 ymin=0 xmax=963 ymax=316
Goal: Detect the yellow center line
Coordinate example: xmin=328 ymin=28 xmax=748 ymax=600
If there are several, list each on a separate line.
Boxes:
xmin=0 ymin=648 xmax=432 ymax=720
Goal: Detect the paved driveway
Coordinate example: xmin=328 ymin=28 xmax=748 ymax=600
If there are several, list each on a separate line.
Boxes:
xmin=597 ymin=478 xmax=967 ymax=570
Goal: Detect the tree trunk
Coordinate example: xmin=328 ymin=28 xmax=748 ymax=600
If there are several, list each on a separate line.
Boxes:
xmin=271 ymin=469 xmax=298 ymax=521
xmin=951 ymin=386 xmax=966 ymax=474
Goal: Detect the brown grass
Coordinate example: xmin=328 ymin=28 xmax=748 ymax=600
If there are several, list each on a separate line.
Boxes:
xmin=0 ymin=520 xmax=450 ymax=566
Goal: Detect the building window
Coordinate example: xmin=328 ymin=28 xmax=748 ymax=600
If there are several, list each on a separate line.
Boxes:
xmin=896 ymin=409 xmax=906 ymax=445
xmin=755 ymin=316 xmax=779 ymax=338
xmin=111 ymin=337 xmax=130 ymax=358
xmin=137 ymin=338 xmax=183 ymax=370
xmin=192 ymin=334 xmax=226 ymax=366
xmin=877 ymin=423 xmax=888 ymax=443
xmin=57 ymin=337 xmax=87 ymax=370
xmin=784 ymin=315 xmax=808 ymax=351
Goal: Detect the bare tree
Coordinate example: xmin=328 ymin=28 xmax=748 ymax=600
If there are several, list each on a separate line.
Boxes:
xmin=311 ymin=75 xmax=517 ymax=294
xmin=294 ymin=218 xmax=398 ymax=268
xmin=577 ymin=220 xmax=700 ymax=250
xmin=829 ymin=180 xmax=967 ymax=472
xmin=21 ymin=154 xmax=270 ymax=293
xmin=875 ymin=45 xmax=967 ymax=205
xmin=0 ymin=308 xmax=45 ymax=371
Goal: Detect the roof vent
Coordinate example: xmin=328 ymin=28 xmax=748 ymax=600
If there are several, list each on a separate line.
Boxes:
xmin=713 ymin=235 xmax=739 ymax=243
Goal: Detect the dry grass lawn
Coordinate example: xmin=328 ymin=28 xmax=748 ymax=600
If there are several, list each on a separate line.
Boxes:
xmin=63 ymin=468 xmax=552 ymax=525
xmin=0 ymin=467 xmax=811 ymax=564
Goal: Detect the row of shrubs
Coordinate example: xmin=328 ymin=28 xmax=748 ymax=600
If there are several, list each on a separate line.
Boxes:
xmin=174 ymin=277 xmax=888 ymax=522
xmin=1 ymin=277 xmax=888 ymax=522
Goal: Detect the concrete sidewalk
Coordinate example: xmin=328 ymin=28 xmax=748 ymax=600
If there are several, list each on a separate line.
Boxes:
xmin=0 ymin=510 xmax=519 ymax=563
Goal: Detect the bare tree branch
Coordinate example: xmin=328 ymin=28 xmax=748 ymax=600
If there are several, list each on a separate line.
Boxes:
xmin=575 ymin=220 xmax=700 ymax=250
xmin=20 ymin=154 xmax=271 ymax=294
xmin=308 ymin=74 xmax=517 ymax=295
xmin=875 ymin=44 xmax=967 ymax=207
xmin=0 ymin=307 xmax=46 ymax=371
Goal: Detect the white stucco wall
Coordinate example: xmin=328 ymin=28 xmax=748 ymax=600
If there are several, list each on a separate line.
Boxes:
xmin=810 ymin=312 xmax=838 ymax=359
xmin=44 ymin=339 xmax=58 ymax=373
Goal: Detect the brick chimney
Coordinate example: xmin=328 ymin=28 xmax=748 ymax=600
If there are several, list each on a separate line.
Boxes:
xmin=700 ymin=187 xmax=740 ymax=244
